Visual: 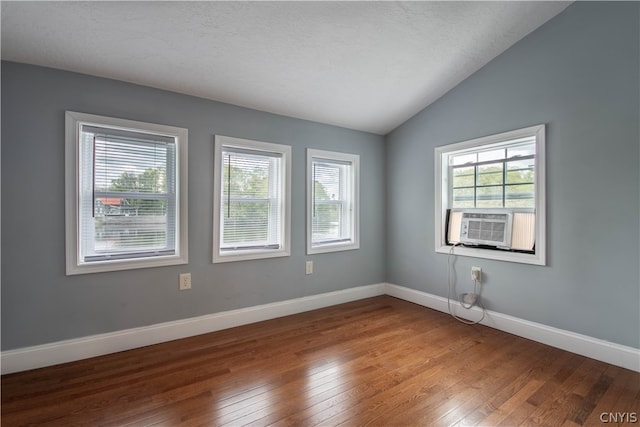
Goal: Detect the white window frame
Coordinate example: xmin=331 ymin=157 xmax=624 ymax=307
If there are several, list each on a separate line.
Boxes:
xmin=65 ymin=111 xmax=188 ymax=275
xmin=213 ymin=135 xmax=291 ymax=263
xmin=307 ymin=149 xmax=360 ymax=254
xmin=435 ymin=124 xmax=546 ymax=265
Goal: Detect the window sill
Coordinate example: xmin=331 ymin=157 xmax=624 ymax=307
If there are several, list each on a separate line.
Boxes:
xmin=66 ymin=253 xmax=188 ymax=275
xmin=307 ymin=242 xmax=359 ymax=255
xmin=213 ymin=248 xmax=290 ymax=263
xmin=436 ymin=244 xmax=545 ymax=266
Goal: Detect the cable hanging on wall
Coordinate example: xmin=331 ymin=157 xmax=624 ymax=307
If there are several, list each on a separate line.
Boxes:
xmin=447 ymin=244 xmax=486 ymax=325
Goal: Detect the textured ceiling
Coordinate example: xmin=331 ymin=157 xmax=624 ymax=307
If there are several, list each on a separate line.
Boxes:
xmin=1 ymin=1 xmax=570 ymax=135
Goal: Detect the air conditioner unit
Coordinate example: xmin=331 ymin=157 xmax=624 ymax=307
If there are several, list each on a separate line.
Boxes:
xmin=459 ymin=210 xmax=513 ymax=249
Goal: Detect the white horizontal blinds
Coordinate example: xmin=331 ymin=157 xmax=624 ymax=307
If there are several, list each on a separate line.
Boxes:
xmin=450 ymin=137 xmax=535 ymax=209
xmin=221 ymin=147 xmax=282 ymax=250
xmin=79 ymin=124 xmax=177 ymax=262
xmin=312 ymin=158 xmax=351 ymax=245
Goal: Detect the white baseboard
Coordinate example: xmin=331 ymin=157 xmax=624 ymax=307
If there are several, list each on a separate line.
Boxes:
xmin=383 ymin=283 xmax=640 ymax=373
xmin=3 ymin=282 xmax=638 ymax=374
xmin=1 ymin=283 xmax=385 ymax=375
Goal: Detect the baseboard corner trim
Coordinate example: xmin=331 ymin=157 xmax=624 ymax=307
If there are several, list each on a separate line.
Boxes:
xmin=384 ymin=283 xmax=640 ymax=372
xmin=1 ymin=283 xmax=386 ymax=374
xmin=4 ymin=283 xmax=637 ymax=374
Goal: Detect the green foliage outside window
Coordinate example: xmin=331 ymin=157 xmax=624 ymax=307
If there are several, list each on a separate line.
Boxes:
xmin=108 ymin=167 xmax=168 ymax=216
xmin=312 ymin=180 xmax=342 ymax=240
xmin=221 ymin=162 xmax=270 ymax=244
xmin=452 ymin=162 xmax=534 ymax=208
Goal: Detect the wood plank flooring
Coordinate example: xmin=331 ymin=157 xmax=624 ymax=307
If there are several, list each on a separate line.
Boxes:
xmin=2 ymin=296 xmax=639 ymax=426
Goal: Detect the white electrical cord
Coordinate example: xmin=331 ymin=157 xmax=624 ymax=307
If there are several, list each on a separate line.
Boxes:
xmin=447 ymin=244 xmax=486 ymax=325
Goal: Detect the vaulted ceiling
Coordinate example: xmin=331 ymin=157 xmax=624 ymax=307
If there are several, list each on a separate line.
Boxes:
xmin=1 ymin=1 xmax=571 ymax=134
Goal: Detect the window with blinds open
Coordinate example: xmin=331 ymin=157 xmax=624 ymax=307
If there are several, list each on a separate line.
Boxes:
xmin=307 ymin=149 xmax=359 ymax=254
xmin=65 ymin=111 xmax=188 ymax=274
xmin=213 ymin=135 xmax=291 ymax=263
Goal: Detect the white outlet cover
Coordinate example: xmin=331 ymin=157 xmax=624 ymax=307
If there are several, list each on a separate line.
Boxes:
xmin=179 ymin=273 xmax=191 ymax=290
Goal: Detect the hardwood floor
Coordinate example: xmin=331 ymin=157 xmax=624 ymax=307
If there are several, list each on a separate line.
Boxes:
xmin=2 ymin=296 xmax=639 ymax=426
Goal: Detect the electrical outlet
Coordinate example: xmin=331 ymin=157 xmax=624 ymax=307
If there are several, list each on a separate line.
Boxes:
xmin=305 ymin=261 xmax=313 ymax=275
xmin=471 ymin=267 xmax=482 ymax=282
xmin=179 ymin=273 xmax=191 ymax=290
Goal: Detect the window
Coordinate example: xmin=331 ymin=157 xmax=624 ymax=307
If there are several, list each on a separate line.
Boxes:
xmin=435 ymin=124 xmax=546 ymax=265
xmin=450 ymin=141 xmax=535 ymax=209
xmin=213 ymin=135 xmax=291 ymax=263
xmin=65 ymin=111 xmax=188 ymax=275
xmin=307 ymin=149 xmax=359 ymax=254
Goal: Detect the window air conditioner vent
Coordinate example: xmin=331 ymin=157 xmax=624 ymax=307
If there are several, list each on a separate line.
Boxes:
xmin=460 ymin=210 xmax=513 ymax=249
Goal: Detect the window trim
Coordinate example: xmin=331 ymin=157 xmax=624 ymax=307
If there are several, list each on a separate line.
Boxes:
xmin=306 ymin=149 xmax=360 ymax=255
xmin=434 ymin=124 xmax=546 ymax=265
xmin=213 ymin=135 xmax=291 ymax=263
xmin=65 ymin=111 xmax=188 ymax=275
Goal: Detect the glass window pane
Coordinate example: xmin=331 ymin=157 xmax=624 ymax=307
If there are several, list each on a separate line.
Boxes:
xmin=507 ymin=158 xmax=535 ymax=170
xmin=94 ymin=197 xmax=168 ymax=251
xmin=93 ymin=136 xmax=171 ymax=194
xmin=478 ymin=148 xmax=505 ymax=162
xmin=312 ymin=161 xmax=347 ymax=243
xmin=506 ymin=168 xmax=534 ymax=184
xmin=452 ymin=188 xmax=475 ymax=208
xmin=476 ymin=186 xmax=503 ymax=208
xmin=222 ymin=201 xmax=269 ymax=244
xmin=477 ymin=163 xmax=503 ymax=186
xmin=220 ymin=149 xmax=282 ymax=249
xmin=313 ymin=162 xmax=344 ymax=201
xmin=312 ymin=202 xmax=343 ymax=241
xmin=85 ymin=128 xmax=177 ymax=260
xmin=506 ymin=184 xmax=535 ymax=208
xmin=450 ymin=152 xmax=476 ymax=166
xmin=507 ymin=143 xmax=535 ymax=158
xmin=507 ymin=159 xmax=534 ymax=169
xmin=95 ymin=197 xmax=167 ymax=217
xmin=452 ymin=166 xmax=474 ymax=188
xmin=223 ymin=152 xmax=270 ymax=199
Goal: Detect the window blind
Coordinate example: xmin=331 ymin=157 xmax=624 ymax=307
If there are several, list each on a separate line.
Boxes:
xmin=79 ymin=125 xmax=177 ymax=262
xmin=311 ymin=159 xmax=351 ymax=245
xmin=220 ymin=147 xmax=282 ymax=250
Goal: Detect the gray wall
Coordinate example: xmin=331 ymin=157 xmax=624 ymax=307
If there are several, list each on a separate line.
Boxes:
xmin=386 ymin=2 xmax=639 ymax=348
xmin=2 ymin=1 xmax=638 ymax=353
xmin=1 ymin=62 xmax=386 ymax=350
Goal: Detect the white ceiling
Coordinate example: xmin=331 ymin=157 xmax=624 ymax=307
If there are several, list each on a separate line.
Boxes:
xmin=1 ymin=1 xmax=570 ymax=135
